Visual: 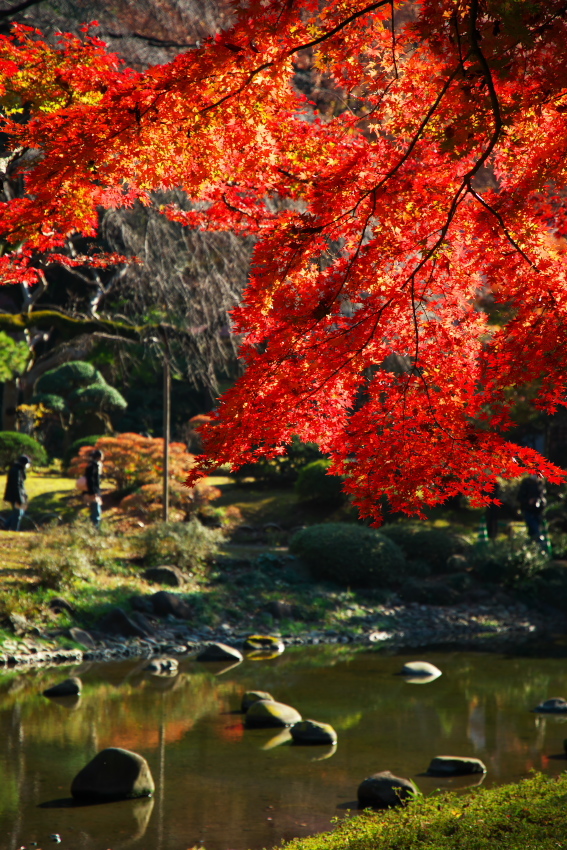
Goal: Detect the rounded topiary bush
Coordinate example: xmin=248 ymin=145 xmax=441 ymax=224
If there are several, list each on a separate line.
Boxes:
xmin=294 ymin=459 xmax=345 ymax=505
xmin=0 ymin=431 xmax=48 ymax=470
xmin=379 ymin=523 xmax=469 ymax=573
xmin=289 ymin=522 xmax=406 ymax=587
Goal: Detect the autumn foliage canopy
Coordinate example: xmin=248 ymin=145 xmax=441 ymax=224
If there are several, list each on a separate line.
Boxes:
xmin=1 ymin=1 xmax=567 ymax=522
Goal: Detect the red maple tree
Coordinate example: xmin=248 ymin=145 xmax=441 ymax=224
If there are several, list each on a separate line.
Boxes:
xmin=1 ymin=1 xmax=567 ymax=523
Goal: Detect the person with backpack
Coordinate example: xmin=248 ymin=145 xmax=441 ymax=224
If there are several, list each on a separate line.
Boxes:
xmin=85 ymin=449 xmax=104 ymax=529
xmin=3 ymin=454 xmax=31 ymax=531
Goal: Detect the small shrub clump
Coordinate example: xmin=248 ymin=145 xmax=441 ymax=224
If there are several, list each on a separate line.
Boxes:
xmin=27 ymin=520 xmax=121 ymax=589
xmin=519 ymin=564 xmax=567 ymax=611
xmin=289 ymin=522 xmax=406 ymax=587
xmin=140 ymin=519 xmax=223 ymax=573
xmin=469 ymin=539 xmax=549 ymax=586
xmin=234 ymin=436 xmax=324 ymax=486
xmin=294 ymin=459 xmax=345 ymax=506
xmin=379 ymin=523 xmax=469 ymax=573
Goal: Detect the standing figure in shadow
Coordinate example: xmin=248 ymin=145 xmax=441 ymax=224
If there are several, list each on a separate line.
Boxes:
xmin=517 ymin=474 xmax=547 ymax=551
xmin=3 ymin=454 xmax=30 ymax=531
xmin=85 ymin=449 xmax=104 ymax=529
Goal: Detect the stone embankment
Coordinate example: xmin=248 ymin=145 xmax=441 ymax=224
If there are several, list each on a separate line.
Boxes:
xmin=0 ymin=598 xmax=564 ymax=668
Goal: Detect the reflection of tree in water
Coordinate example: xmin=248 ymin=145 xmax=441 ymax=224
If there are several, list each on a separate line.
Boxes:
xmin=2 ymin=671 xmax=239 ymax=750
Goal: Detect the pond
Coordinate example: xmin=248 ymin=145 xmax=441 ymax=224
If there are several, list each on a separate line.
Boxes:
xmin=3 ymin=645 xmax=567 ymax=850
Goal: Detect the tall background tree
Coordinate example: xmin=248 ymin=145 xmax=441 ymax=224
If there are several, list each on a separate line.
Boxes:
xmin=0 ymin=0 xmax=251 ymax=438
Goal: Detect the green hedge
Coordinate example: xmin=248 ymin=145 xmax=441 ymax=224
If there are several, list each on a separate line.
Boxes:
xmin=379 ymin=523 xmax=469 ymax=573
xmin=294 ymin=459 xmax=345 ymax=505
xmin=289 ymin=522 xmax=406 ymax=587
xmin=470 ymin=539 xmax=549 ymax=586
xmin=0 ymin=431 xmax=48 ymax=470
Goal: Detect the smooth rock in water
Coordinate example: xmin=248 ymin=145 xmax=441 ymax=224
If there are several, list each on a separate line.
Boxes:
xmin=400 ymin=661 xmax=442 ymax=681
xmin=98 ymin=607 xmax=149 ymax=638
xmin=144 ymin=657 xmax=179 ymax=676
xmin=143 ymin=566 xmax=187 ymax=587
xmin=290 ymin=719 xmax=337 ymax=745
xmin=243 ymin=634 xmax=285 ymax=653
xmin=69 ymin=627 xmax=97 ymax=649
xmin=150 ymin=591 xmax=192 ymax=619
xmin=245 ymin=699 xmax=301 ymax=728
xmin=427 ymin=756 xmax=487 ymax=776
xmin=534 ymin=697 xmax=567 ymax=714
xmin=43 ymin=677 xmax=82 ymax=698
xmin=196 ymin=643 xmax=243 ymax=663
xmin=357 ymin=771 xmax=417 ymax=808
xmin=71 ymin=747 xmax=155 ymax=801
xmin=241 ymin=690 xmax=274 ymax=713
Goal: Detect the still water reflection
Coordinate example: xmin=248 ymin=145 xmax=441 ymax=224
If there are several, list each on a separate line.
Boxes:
xmin=2 ymin=646 xmax=567 ymax=850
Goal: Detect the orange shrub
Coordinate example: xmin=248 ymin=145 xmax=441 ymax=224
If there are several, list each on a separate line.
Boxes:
xmin=68 ymin=432 xmax=196 ymax=490
xmin=119 ymin=479 xmax=221 ymax=520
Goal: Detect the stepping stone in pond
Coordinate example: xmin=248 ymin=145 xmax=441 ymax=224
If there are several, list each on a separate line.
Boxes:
xmin=426 ymin=756 xmax=487 ymax=776
xmin=241 ymin=690 xmax=274 ymax=713
xmin=357 ymin=771 xmax=417 ymax=808
xmin=43 ymin=677 xmax=81 ymax=698
xmin=245 ymin=699 xmax=301 ymax=728
xmin=71 ymin=747 xmax=155 ymax=802
xmin=243 ymin=634 xmax=285 ymax=653
xmin=534 ymin=697 xmax=567 ymax=713
xmin=290 ymin=719 xmax=337 ymax=745
xmin=144 ymin=657 xmax=179 ymax=676
xmin=196 ymin=643 xmax=243 ymax=663
xmin=399 ymin=661 xmax=442 ymax=683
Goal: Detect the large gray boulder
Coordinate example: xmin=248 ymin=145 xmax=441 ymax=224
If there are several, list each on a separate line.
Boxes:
xmin=290 ymin=719 xmax=337 ymax=745
xmin=426 ymin=756 xmax=487 ymax=776
xmin=71 ymin=747 xmax=155 ymax=801
xmin=150 ymin=591 xmax=192 ymax=619
xmin=196 ymin=643 xmax=243 ymax=663
xmin=245 ymin=699 xmax=301 ymax=728
xmin=534 ymin=697 xmax=567 ymax=714
xmin=98 ymin=608 xmax=150 ymax=638
xmin=357 ymin=771 xmax=416 ymax=808
xmin=69 ymin=627 xmax=97 ymax=649
xmin=241 ymin=690 xmax=274 ymax=713
xmin=43 ymin=677 xmax=82 ymax=698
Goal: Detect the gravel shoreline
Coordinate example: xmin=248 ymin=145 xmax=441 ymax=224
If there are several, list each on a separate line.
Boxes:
xmin=1 ymin=599 xmax=565 ymax=668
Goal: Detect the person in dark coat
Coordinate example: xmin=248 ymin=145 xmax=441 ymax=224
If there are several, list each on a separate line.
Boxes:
xmin=85 ymin=449 xmax=104 ymax=528
xmin=517 ymin=474 xmax=547 ymax=550
xmin=3 ymin=454 xmax=30 ymax=531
